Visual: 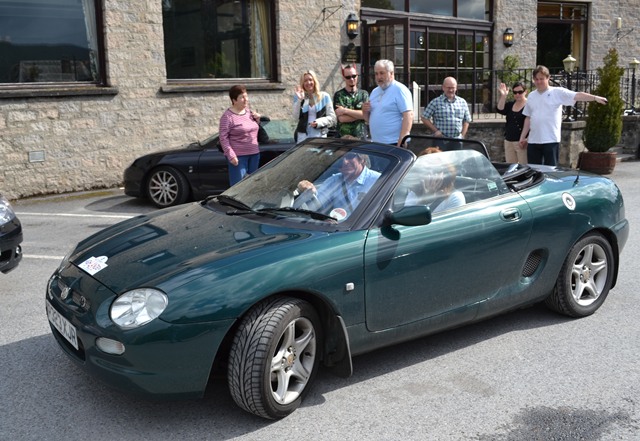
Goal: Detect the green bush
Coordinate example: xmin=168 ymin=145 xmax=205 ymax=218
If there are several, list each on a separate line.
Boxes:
xmin=583 ymin=48 xmax=625 ymax=152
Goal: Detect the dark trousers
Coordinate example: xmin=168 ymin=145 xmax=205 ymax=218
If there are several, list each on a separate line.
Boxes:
xmin=528 ymin=142 xmax=559 ymax=166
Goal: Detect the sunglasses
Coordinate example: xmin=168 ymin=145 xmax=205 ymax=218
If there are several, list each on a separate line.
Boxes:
xmin=344 ymin=75 xmax=358 ymax=80
xmin=513 ymin=90 xmax=525 ymax=95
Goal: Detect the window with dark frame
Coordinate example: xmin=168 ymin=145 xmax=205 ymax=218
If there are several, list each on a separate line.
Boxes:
xmin=363 ymin=0 xmax=490 ymax=20
xmin=0 ymin=0 xmax=104 ymax=85
xmin=162 ymin=0 xmax=274 ymax=81
xmin=537 ymin=2 xmax=588 ymax=71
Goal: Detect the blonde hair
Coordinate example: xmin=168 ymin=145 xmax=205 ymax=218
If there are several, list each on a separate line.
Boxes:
xmin=299 ymin=70 xmax=321 ymax=103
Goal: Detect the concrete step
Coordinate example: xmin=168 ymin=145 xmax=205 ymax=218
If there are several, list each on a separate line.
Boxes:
xmin=611 ymin=145 xmax=636 ymax=161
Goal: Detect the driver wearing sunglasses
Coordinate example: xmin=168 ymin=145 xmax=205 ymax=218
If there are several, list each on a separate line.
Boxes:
xmin=296 ymin=152 xmax=380 ymax=220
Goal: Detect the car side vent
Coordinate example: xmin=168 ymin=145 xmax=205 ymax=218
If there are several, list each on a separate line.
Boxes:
xmin=522 ymin=250 xmax=543 ymax=277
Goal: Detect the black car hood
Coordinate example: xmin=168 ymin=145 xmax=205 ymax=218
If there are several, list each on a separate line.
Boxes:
xmin=69 ymin=202 xmax=316 ymax=294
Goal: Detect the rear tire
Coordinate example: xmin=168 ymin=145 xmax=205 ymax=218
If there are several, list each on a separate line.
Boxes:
xmin=146 ymin=166 xmax=189 ymax=208
xmin=228 ymin=296 xmax=321 ymax=419
xmin=545 ymin=232 xmax=614 ymax=317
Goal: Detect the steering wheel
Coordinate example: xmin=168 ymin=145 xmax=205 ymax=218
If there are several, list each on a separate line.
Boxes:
xmin=292 ymin=189 xmax=323 ymax=211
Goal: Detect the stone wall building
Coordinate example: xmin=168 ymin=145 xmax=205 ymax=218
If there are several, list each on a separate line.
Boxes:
xmin=1 ymin=0 xmax=638 ymax=200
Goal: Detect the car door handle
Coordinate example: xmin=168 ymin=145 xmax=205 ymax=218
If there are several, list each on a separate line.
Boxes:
xmin=500 ymin=208 xmax=522 ymax=221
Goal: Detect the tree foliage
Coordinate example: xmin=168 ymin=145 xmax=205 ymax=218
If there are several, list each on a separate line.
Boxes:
xmin=583 ymin=48 xmax=625 ymax=152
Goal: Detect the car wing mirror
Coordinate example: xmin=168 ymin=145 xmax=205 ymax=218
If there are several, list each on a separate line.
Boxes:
xmin=383 ymin=205 xmax=432 ymax=227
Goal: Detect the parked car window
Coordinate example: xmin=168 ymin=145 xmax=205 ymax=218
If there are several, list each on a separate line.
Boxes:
xmin=0 ymin=0 xmax=103 ymax=85
xmin=261 ymin=119 xmax=296 ymax=144
xmin=162 ymin=0 xmax=274 ymax=81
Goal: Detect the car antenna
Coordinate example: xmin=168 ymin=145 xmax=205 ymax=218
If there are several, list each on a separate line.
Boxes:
xmin=574 ymin=154 xmax=582 ymax=185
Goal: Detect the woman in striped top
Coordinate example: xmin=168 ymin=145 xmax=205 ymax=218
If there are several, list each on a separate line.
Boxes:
xmin=219 ymin=85 xmax=261 ymax=186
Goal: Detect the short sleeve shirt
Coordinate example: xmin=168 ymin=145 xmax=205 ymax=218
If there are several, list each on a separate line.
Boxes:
xmin=369 ymin=81 xmax=413 ymax=144
xmin=523 ymin=86 xmax=577 ymax=143
xmin=496 ymin=101 xmax=527 ymax=141
xmin=422 ymin=94 xmax=472 ymax=138
xmin=333 ymin=88 xmax=369 ymax=138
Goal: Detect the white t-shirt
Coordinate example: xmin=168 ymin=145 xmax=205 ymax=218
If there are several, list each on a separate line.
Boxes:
xmin=523 ymin=86 xmax=577 ymax=144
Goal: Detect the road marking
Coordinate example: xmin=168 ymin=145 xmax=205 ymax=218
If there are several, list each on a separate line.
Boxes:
xmin=24 ymin=254 xmax=65 ymax=260
xmin=15 ymin=212 xmax=133 ymax=219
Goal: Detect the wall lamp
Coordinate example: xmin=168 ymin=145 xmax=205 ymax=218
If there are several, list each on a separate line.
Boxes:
xmin=503 ymin=28 xmax=514 ymax=47
xmin=346 ymin=13 xmax=359 ymax=40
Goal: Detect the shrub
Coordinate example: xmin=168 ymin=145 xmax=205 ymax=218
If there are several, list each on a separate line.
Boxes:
xmin=583 ymin=48 xmax=625 ymax=152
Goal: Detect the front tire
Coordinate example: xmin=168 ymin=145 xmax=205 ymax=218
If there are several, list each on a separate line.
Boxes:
xmin=146 ymin=166 xmax=189 ymax=208
xmin=545 ymin=232 xmax=614 ymax=317
xmin=228 ymin=297 xmax=321 ymax=419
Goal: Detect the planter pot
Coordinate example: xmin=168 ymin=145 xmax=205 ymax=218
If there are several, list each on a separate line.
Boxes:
xmin=578 ymin=151 xmax=617 ymax=175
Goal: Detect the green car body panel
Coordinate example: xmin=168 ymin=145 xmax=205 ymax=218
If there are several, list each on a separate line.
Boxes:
xmin=46 ymin=140 xmax=628 ymax=402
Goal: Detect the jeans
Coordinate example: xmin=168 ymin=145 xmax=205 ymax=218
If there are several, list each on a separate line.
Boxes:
xmin=527 ymin=142 xmax=559 ymax=166
xmin=228 ymin=153 xmax=260 ymax=186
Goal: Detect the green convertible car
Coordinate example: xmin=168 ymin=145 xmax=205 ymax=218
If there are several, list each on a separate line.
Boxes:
xmin=46 ymin=136 xmax=628 ymax=419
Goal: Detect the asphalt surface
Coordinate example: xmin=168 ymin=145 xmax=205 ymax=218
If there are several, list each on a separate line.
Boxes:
xmin=1 ymin=161 xmax=639 ymax=440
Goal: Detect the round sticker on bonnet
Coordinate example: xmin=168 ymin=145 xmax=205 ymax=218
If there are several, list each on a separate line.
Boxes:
xmin=562 ymin=192 xmax=576 ymax=211
xmin=329 ymin=208 xmax=348 ymax=221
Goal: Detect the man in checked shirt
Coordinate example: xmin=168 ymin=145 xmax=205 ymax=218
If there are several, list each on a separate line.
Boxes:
xmin=420 ymin=76 xmax=472 ymax=151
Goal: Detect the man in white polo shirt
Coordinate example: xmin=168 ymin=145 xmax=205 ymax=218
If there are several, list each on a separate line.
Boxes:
xmin=519 ymin=65 xmax=608 ymax=165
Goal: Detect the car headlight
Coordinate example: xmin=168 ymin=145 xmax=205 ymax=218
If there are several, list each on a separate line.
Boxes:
xmin=0 ymin=195 xmax=17 ymax=224
xmin=110 ymin=288 xmax=168 ymax=329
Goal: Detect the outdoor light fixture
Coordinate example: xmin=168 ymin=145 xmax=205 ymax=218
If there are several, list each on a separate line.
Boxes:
xmin=563 ymin=54 xmax=577 ymax=121
xmin=563 ymin=54 xmax=577 ymax=73
xmin=346 ymin=13 xmax=359 ymax=39
xmin=503 ymin=28 xmax=514 ymax=47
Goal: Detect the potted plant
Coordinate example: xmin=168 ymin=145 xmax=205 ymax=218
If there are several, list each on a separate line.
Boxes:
xmin=580 ymin=48 xmax=625 ymax=174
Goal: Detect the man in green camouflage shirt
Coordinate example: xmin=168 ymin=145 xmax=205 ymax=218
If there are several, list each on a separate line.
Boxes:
xmin=333 ymin=65 xmax=369 ymax=139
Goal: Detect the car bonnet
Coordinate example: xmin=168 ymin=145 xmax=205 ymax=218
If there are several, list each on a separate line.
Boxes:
xmin=67 ymin=203 xmax=317 ymax=294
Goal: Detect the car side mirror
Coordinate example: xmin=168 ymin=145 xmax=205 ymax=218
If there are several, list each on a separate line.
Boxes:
xmin=383 ymin=205 xmax=432 ymax=227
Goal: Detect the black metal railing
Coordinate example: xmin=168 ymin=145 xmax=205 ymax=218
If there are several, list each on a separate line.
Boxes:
xmin=423 ymin=67 xmax=640 ymax=120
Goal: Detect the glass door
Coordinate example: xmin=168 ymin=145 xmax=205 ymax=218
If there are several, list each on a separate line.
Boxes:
xmin=362 ymin=18 xmax=410 ymax=91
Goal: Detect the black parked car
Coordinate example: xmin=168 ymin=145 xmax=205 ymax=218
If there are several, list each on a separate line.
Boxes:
xmin=0 ymin=194 xmax=23 ymax=274
xmin=124 ymin=118 xmax=297 ymax=208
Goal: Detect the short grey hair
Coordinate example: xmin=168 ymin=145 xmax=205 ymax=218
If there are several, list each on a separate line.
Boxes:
xmin=375 ymin=59 xmax=394 ymax=73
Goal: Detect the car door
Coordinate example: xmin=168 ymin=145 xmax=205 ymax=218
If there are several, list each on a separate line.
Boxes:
xmin=363 ymin=151 xmax=534 ymax=332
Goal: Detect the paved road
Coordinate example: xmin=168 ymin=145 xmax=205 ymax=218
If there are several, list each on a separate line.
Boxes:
xmin=2 ymin=163 xmax=639 ymax=441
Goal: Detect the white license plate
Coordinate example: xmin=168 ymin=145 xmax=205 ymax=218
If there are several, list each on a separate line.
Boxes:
xmin=46 ymin=301 xmax=79 ymax=350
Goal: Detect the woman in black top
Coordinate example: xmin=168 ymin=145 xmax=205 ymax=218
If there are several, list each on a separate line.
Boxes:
xmin=497 ymin=82 xmax=528 ymax=164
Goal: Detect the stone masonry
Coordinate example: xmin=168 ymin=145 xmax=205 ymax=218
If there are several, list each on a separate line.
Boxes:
xmin=0 ymin=0 xmax=356 ymax=200
xmin=0 ymin=0 xmax=638 ymax=200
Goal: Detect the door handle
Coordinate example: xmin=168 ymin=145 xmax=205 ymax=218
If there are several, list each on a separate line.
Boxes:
xmin=500 ymin=207 xmax=521 ymax=221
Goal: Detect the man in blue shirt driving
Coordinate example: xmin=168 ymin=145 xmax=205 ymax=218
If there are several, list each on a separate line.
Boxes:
xmin=296 ymin=152 xmax=380 ymax=220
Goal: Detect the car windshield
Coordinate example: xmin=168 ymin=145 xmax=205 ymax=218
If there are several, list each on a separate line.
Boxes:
xmin=211 ymin=140 xmax=396 ymax=225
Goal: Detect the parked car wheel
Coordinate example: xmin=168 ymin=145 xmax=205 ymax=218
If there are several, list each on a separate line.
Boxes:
xmin=545 ymin=232 xmax=614 ymax=317
xmin=146 ymin=166 xmax=189 ymax=208
xmin=228 ymin=296 xmax=321 ymax=419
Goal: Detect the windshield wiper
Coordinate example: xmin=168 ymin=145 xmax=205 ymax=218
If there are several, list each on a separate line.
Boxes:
xmin=215 ymin=195 xmax=252 ymax=211
xmin=257 ymin=207 xmax=337 ymax=222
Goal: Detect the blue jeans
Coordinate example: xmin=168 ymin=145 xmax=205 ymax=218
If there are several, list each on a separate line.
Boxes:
xmin=528 ymin=142 xmax=559 ymax=166
xmin=228 ymin=153 xmax=260 ymax=186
